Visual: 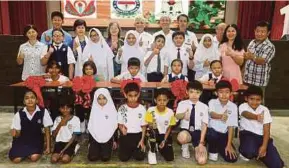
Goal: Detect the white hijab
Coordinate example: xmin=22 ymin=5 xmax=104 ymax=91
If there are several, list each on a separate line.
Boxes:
xmin=194 ymin=34 xmax=220 ymax=79
xmin=121 ymin=30 xmax=145 ymax=73
xmin=88 ymin=88 xmax=117 ymax=143
xmin=83 ymin=28 xmax=114 ymax=81
xmin=74 ymin=35 xmax=89 ymax=77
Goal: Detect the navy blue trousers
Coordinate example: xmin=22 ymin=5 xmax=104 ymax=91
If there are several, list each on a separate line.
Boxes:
xmin=239 ymin=131 xmax=284 ymax=168
xmin=207 ymin=128 xmax=238 ymax=163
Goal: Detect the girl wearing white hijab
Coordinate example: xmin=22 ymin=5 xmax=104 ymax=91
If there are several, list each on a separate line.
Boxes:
xmin=87 ymin=88 xmax=118 ymax=162
xmin=193 ymin=34 xmax=220 ymax=80
xmin=115 ymin=30 xmax=145 ymax=74
xmin=83 ymin=28 xmax=114 ymax=81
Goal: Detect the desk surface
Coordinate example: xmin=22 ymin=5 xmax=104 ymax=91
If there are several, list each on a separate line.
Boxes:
xmin=10 ymin=81 xmax=248 ymax=90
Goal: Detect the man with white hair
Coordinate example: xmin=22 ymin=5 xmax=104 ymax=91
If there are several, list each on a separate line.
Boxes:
xmin=213 ymin=23 xmax=227 ymax=48
xmin=134 ymin=15 xmax=153 ymax=53
xmin=152 ymin=15 xmax=174 ymax=49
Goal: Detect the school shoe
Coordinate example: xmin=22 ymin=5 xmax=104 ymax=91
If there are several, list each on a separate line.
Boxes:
xmin=80 ymin=121 xmax=86 ymax=133
xmin=74 ymin=144 xmax=80 ymax=155
xmin=209 ymin=153 xmax=218 ymax=161
xmin=239 ymin=153 xmax=250 ymax=161
xmin=181 ymin=144 xmax=190 ymax=159
xmin=148 ymin=151 xmax=157 ymax=165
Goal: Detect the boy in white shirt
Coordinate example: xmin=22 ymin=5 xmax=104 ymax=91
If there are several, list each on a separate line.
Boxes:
xmin=145 ymin=89 xmax=176 ymax=164
xmin=239 ymin=85 xmax=284 ymax=168
xmin=118 ymin=82 xmax=147 ymax=162
xmin=207 ymin=80 xmax=238 ymax=163
xmin=51 ymin=98 xmax=81 ymax=164
xmin=167 ymin=31 xmax=194 ymax=77
xmin=134 ymin=15 xmax=153 ymax=53
xmin=176 ymin=81 xmax=208 ymax=165
xmin=111 ymin=57 xmax=146 ymax=83
xmin=144 ymin=34 xmax=169 ymax=82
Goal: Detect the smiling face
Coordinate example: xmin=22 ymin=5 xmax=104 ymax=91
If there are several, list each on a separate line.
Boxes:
xmin=203 ymin=36 xmax=212 ymax=49
xmin=155 ymin=37 xmax=165 ymax=49
xmin=159 ymin=17 xmax=171 ymax=30
xmin=255 ymin=26 xmax=269 ymax=42
xmin=126 ymin=33 xmax=137 ymax=46
xmin=75 ymin=25 xmax=86 ymax=36
xmin=52 ymin=30 xmax=64 ymax=44
xmin=217 ymin=88 xmax=231 ymax=104
xmin=26 ymin=28 xmax=38 ymax=41
xmin=246 ymin=95 xmax=262 ymax=110
xmin=52 ymin=16 xmax=63 ymax=29
xmin=59 ymin=105 xmax=72 ymax=116
xmin=187 ymin=89 xmax=202 ymax=102
xmin=134 ymin=21 xmax=145 ymax=33
xmin=84 ymin=65 xmax=94 ymax=76
xmin=90 ymin=30 xmax=100 ymax=43
xmin=178 ymin=16 xmax=188 ymax=31
xmin=23 ymin=91 xmax=37 ymax=108
xmin=173 ymin=35 xmax=185 ymax=47
xmin=49 ymin=64 xmax=61 ymax=78
xmin=109 ymin=23 xmax=120 ymax=36
xmin=226 ymin=26 xmax=237 ymax=41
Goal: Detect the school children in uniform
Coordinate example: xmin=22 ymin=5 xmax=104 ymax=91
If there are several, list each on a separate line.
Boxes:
xmin=207 ymin=80 xmax=238 ymax=163
xmin=41 ymin=29 xmax=76 ymax=80
xmin=115 ymin=30 xmax=145 ymax=74
xmin=117 ymin=82 xmax=147 ymax=162
xmin=145 ymin=89 xmax=176 ymax=164
xmin=167 ymin=31 xmax=194 ymax=79
xmin=51 ymin=97 xmax=81 ymax=164
xmin=175 ymin=81 xmax=208 ymax=165
xmin=87 ymin=88 xmax=118 ymax=162
xmin=238 ymin=85 xmax=284 ymax=168
xmin=193 ymin=34 xmax=220 ymax=80
xmin=72 ymin=19 xmax=89 ymax=77
xmin=144 ymin=34 xmax=169 ymax=82
xmin=41 ymin=11 xmax=72 ymax=46
xmin=111 ymin=57 xmax=146 ymax=83
xmin=83 ymin=28 xmax=114 ymax=81
xmin=9 ymin=90 xmax=53 ymax=163
xmin=161 ymin=59 xmax=188 ymax=83
xmin=134 ymin=15 xmax=153 ymax=53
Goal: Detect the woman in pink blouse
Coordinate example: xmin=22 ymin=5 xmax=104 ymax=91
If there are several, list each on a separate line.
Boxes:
xmin=219 ymin=24 xmax=245 ymax=84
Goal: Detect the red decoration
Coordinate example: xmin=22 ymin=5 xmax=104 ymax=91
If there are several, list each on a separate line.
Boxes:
xmin=24 ymin=76 xmax=46 ymax=107
xmin=171 ymin=80 xmax=188 ymax=111
xmin=72 ymin=76 xmax=96 ymax=108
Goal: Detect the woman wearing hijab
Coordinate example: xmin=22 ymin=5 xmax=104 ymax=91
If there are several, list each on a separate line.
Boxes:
xmin=87 ymin=88 xmax=118 ymax=162
xmin=83 ymin=28 xmax=114 ymax=81
xmin=193 ymin=34 xmax=220 ymax=80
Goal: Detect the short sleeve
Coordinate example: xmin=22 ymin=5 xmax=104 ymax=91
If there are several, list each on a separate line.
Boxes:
xmin=73 ymin=117 xmax=81 ymax=134
xmin=40 ymin=45 xmax=48 ymax=58
xmin=43 ymin=109 xmax=53 ymax=127
xmin=262 ymin=45 xmax=275 ymax=63
xmin=17 ymin=45 xmax=23 ymax=58
xmin=11 ymin=113 xmax=21 ymax=130
xmin=208 ymin=100 xmax=216 ymax=113
xmin=141 ymin=106 xmax=148 ymax=126
xmin=238 ymin=103 xmax=247 ymax=116
xmin=67 ymin=47 xmax=76 ymax=64
xmin=263 ymin=107 xmax=273 ymax=124
xmin=169 ymin=115 xmax=176 ymax=126
xmin=176 ymin=101 xmax=187 ymax=114
xmin=52 ymin=116 xmax=61 ymax=131
xmin=202 ymin=106 xmax=209 ymax=124
xmin=227 ymin=104 xmax=238 ymax=127
xmin=163 ymin=52 xmax=169 ymax=67
xmin=144 ymin=51 xmax=153 ymax=61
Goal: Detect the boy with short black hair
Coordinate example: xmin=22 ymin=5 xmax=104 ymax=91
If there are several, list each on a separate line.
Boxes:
xmin=111 ymin=57 xmax=146 ymax=83
xmin=176 ymin=81 xmax=208 ymax=165
xmin=207 ymin=80 xmax=238 ymax=163
xmin=238 ymin=85 xmax=284 ymax=168
xmin=41 ymin=11 xmax=72 ymax=45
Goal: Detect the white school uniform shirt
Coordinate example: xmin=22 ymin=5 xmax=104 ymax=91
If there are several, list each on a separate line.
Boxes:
xmin=167 ymin=46 xmax=190 ymax=76
xmin=83 ymin=28 xmax=114 ymax=81
xmin=18 ymin=41 xmax=47 ymax=80
xmin=176 ymin=100 xmax=209 ymax=130
xmin=213 ymin=36 xmax=220 ymax=50
xmin=11 ymin=106 xmax=53 ymax=130
xmin=198 ymin=73 xmax=223 ymax=83
xmin=118 ymin=104 xmax=147 ymax=133
xmin=115 ymin=30 xmax=145 ymax=74
xmin=144 ymin=49 xmax=169 ymax=74
xmin=88 ymin=88 xmax=118 ymax=143
xmin=45 ymin=74 xmax=69 ymax=83
xmin=52 ymin=115 xmax=81 ymax=143
xmin=183 ymin=30 xmax=199 ymax=49
xmin=239 ymin=103 xmax=272 ymax=136
xmin=152 ymin=30 xmax=174 ymax=50
xmin=145 ymin=107 xmax=176 ymax=134
xmin=74 ymin=36 xmax=89 ymax=77
xmin=135 ymin=31 xmax=153 ymax=53
xmin=41 ymin=43 xmax=76 ymax=65
xmin=115 ymin=71 xmax=147 ymax=82
xmin=162 ymin=72 xmax=188 ymax=82
xmin=193 ymin=34 xmax=220 ymax=79
xmin=208 ymin=99 xmax=238 ymax=133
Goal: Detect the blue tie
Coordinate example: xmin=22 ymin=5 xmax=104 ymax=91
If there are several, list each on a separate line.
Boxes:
xmin=189 ymin=104 xmax=195 ymax=131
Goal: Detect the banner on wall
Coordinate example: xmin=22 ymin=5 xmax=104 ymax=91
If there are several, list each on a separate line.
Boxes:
xmin=155 ymin=0 xmax=189 ymax=20
xmin=64 ymin=0 xmax=97 ymax=18
xmin=110 ymin=0 xmax=142 ymax=19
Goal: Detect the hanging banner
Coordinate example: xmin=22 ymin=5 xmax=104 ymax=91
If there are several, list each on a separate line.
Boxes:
xmin=111 ymin=0 xmax=142 ymax=19
xmin=64 ymin=0 xmax=97 ymax=18
xmin=155 ymin=0 xmax=189 ymax=20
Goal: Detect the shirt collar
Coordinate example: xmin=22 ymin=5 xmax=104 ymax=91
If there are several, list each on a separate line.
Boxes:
xmin=171 ymin=72 xmax=182 ymax=78
xmin=253 ymin=38 xmax=269 ymax=45
xmin=23 ymin=105 xmax=40 ymax=116
xmin=217 ymin=98 xmax=229 ymax=107
xmin=212 ymin=73 xmax=223 ymax=80
xmin=53 ymin=42 xmax=63 ymax=48
xmin=154 ymin=107 xmax=168 ymax=115
xmin=25 ymin=41 xmax=40 ymax=47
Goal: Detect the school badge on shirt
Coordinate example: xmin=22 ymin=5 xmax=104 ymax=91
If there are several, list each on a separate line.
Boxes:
xmin=68 ymin=124 xmax=73 ymax=131
xmin=105 ymin=115 xmax=109 ymax=119
xmin=111 ymin=0 xmax=142 ymax=19
xmin=138 ymin=113 xmax=142 ymax=119
xmin=37 ymin=119 xmax=42 ymax=124
xmin=164 ymin=120 xmax=169 ymax=126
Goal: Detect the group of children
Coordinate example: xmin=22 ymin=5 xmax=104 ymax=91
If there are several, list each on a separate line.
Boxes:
xmin=9 ymin=79 xmax=284 ymax=167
